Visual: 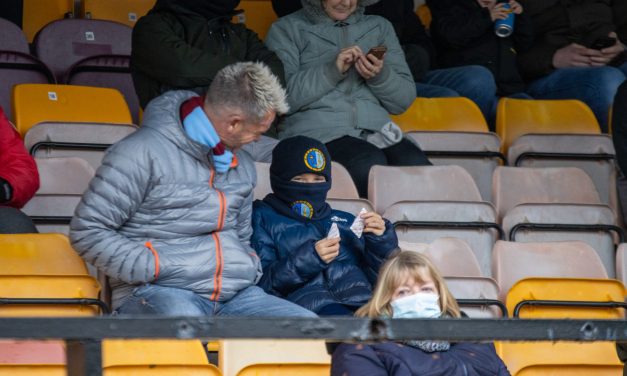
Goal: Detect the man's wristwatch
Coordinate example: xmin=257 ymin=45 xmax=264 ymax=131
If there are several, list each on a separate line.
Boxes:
xmin=0 ymin=178 xmax=12 ymax=203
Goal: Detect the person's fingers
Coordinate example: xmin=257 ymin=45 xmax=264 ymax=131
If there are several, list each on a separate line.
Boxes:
xmin=590 ymin=55 xmax=612 ymax=64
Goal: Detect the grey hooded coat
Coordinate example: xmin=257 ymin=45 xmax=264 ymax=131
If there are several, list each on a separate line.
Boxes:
xmin=265 ymin=0 xmax=415 ymax=143
xmin=70 ymin=90 xmax=262 ymax=309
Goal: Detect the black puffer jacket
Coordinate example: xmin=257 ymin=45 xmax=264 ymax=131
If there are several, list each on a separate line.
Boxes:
xmin=428 ymin=0 xmax=534 ymax=95
xmin=518 ymin=0 xmax=627 ymax=80
xmin=131 ymin=0 xmax=285 ymax=108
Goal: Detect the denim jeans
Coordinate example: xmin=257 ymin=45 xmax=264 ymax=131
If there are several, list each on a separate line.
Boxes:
xmin=115 ymin=284 xmax=317 ymax=317
xmin=526 ymin=63 xmax=627 ymax=132
xmin=417 ymin=65 xmax=498 ymax=122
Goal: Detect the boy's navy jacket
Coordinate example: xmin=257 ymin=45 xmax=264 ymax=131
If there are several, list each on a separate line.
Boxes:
xmin=331 ymin=342 xmax=511 ymax=376
xmin=251 ymin=200 xmax=398 ymax=313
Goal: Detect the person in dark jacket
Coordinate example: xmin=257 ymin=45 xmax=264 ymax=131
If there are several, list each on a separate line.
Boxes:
xmin=270 ymin=0 xmax=498 ymax=121
xmin=428 ymin=0 xmax=533 ymax=97
xmin=518 ymin=0 xmax=627 ymax=132
xmin=612 ymin=82 xmax=627 ymax=174
xmin=0 ymin=106 xmax=39 ymax=233
xmin=331 ymin=250 xmax=510 ymax=375
xmin=131 ymin=0 xmax=285 ymax=161
xmin=251 ymin=136 xmax=398 ymax=315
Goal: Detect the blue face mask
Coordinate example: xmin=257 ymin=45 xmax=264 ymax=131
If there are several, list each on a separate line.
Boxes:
xmin=391 ymin=292 xmax=441 ymax=319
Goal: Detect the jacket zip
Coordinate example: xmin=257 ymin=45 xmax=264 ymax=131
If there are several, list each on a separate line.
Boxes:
xmin=209 ymin=168 xmax=227 ymax=301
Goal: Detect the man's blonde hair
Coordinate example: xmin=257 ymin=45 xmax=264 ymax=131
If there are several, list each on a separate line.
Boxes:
xmin=356 ymin=250 xmax=461 ymax=318
xmin=206 ymin=62 xmax=289 ymax=122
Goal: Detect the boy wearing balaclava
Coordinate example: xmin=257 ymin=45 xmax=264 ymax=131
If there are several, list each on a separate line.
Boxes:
xmin=251 ymin=136 xmax=398 ymax=316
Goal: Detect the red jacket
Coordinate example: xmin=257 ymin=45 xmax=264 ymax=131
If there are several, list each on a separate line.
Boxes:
xmin=0 ymin=106 xmax=39 ymax=208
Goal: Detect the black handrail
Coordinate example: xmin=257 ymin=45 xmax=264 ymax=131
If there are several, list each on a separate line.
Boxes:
xmin=30 ymin=141 xmax=110 ymax=156
xmin=424 ymin=150 xmax=507 ymax=165
xmin=394 ymin=221 xmax=505 ymax=240
xmin=509 ymin=223 xmax=625 ymax=244
xmin=457 ymin=299 xmax=508 ymax=317
xmin=0 ymin=298 xmax=110 ymax=314
xmin=514 ymin=152 xmax=616 ymax=166
xmin=513 ymin=300 xmax=627 ymax=317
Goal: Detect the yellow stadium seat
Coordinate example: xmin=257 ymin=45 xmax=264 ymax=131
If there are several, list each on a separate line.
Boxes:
xmin=12 ymin=84 xmax=132 ymax=137
xmin=82 ymin=0 xmax=156 ymax=27
xmin=506 ymin=278 xmax=626 ymax=319
xmin=390 ymin=97 xmax=489 ymax=133
xmin=0 ymin=340 xmax=66 ymax=376
xmin=416 ymin=4 xmax=432 ymax=29
xmin=516 ymin=364 xmax=623 ymax=375
xmin=237 ymin=363 xmax=330 ymax=376
xmin=0 ymin=234 xmax=103 ymax=316
xmin=103 ymin=339 xmax=221 ymax=375
xmin=495 ymin=98 xmax=601 ymax=152
xmin=23 ymin=0 xmax=73 ymax=42
xmin=233 ymin=0 xmax=277 ymax=40
xmin=220 ymin=340 xmax=330 ymax=376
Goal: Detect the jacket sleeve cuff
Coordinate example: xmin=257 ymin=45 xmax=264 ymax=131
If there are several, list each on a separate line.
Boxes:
xmin=363 ymin=219 xmax=398 ymax=257
xmin=366 ymin=63 xmax=391 ymax=86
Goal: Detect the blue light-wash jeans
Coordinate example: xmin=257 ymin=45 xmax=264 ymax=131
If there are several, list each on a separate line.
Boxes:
xmin=416 ymin=65 xmax=498 ymax=122
xmin=526 ymin=63 xmax=627 ymax=133
xmin=115 ymin=284 xmax=317 ymax=317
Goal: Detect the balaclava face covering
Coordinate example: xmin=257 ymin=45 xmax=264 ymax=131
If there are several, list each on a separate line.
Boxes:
xmin=264 ymin=136 xmax=333 ymax=221
xmin=156 ymin=0 xmax=241 ymax=19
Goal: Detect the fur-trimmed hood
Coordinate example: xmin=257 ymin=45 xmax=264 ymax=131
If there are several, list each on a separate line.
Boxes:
xmin=301 ymin=0 xmax=381 ymax=23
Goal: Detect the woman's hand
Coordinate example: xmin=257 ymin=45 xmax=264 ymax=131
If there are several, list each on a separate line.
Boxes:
xmin=509 ymin=0 xmax=523 ymax=14
xmin=489 ymin=2 xmax=510 ymax=21
xmin=336 ymin=46 xmax=362 ymax=74
xmin=361 ymin=212 xmax=386 ymax=236
xmin=355 ymin=53 xmax=384 ymax=80
xmin=315 ymin=237 xmax=340 ymax=263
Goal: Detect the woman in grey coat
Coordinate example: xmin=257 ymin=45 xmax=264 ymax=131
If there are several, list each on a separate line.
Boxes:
xmin=265 ymin=0 xmax=430 ymax=197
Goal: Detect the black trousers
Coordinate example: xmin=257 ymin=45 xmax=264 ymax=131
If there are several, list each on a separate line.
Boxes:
xmin=326 ymin=136 xmax=431 ymax=198
xmin=0 ymin=206 xmax=38 ymax=234
xmin=613 ymin=81 xmax=627 ymax=175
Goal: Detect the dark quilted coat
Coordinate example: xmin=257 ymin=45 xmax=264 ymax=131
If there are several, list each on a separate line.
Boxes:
xmin=251 ymin=200 xmax=398 ymax=313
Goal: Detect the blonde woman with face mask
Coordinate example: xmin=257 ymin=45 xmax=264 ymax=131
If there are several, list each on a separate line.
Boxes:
xmin=331 ymin=251 xmax=511 ymax=375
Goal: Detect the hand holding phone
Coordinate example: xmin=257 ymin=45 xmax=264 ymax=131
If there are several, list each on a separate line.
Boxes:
xmin=591 ymin=36 xmax=616 ymax=50
xmin=367 ymin=45 xmax=387 ymax=60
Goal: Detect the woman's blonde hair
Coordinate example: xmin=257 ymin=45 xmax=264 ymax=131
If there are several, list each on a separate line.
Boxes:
xmin=356 ymin=250 xmax=461 ymax=318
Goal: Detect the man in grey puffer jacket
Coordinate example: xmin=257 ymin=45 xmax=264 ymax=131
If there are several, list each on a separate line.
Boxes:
xmin=70 ymin=62 xmax=316 ymax=317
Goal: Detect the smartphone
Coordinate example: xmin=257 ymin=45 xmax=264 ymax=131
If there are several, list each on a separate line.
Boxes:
xmin=367 ymin=45 xmax=387 ymax=59
xmin=591 ymin=36 xmax=616 ymax=50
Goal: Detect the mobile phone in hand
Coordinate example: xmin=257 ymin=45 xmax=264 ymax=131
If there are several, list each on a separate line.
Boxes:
xmin=591 ymin=36 xmax=616 ymax=50
xmin=367 ymin=46 xmax=387 ymax=59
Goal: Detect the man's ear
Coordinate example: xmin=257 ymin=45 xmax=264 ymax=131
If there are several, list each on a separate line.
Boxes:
xmin=226 ymin=113 xmax=245 ymax=133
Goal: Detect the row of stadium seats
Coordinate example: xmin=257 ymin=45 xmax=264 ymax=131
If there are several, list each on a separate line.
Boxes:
xmin=0 ymin=232 xmax=625 ymax=374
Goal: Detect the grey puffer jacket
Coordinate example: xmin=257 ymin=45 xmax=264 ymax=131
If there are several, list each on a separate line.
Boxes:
xmin=70 ymin=90 xmax=262 ymax=309
xmin=265 ymin=0 xmax=415 ymax=143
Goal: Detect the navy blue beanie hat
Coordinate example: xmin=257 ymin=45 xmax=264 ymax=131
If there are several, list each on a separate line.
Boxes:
xmin=270 ymin=136 xmax=332 ymax=183
xmin=265 ymin=136 xmax=332 ymax=220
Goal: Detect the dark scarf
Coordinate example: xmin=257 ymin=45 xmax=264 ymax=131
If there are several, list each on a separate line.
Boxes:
xmin=263 ymin=176 xmax=332 ymax=221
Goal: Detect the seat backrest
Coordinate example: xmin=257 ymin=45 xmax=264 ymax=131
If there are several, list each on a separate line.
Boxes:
xmin=496 ymin=98 xmax=600 ymax=153
xmin=385 ymin=201 xmax=499 ymax=276
xmin=502 ymin=203 xmax=617 ymax=278
xmin=516 ymin=364 xmax=624 ymax=376
xmin=406 ymin=131 xmax=502 ymax=201
xmin=81 ymin=0 xmax=156 ymax=27
xmin=23 ymin=0 xmax=73 ymax=42
xmin=369 ymin=165 xmax=482 ymax=213
xmin=233 ymin=0 xmax=278 ymax=40
xmin=492 ymin=167 xmax=601 ymax=222
xmin=0 ymin=233 xmax=89 ymax=275
xmin=492 ymin=240 xmax=608 ymax=301
xmin=617 ymin=243 xmax=627 ymax=288
xmin=237 ymin=363 xmax=330 ymax=376
xmin=330 ymin=162 xmax=358 ymax=199
xmin=22 ymin=157 xmax=95 ymax=234
xmin=327 ymin=198 xmax=374 ymax=214
xmin=390 ymin=97 xmax=488 ymax=133
xmin=24 ymin=122 xmax=138 ymax=171
xmin=508 ymin=133 xmax=618 ymax=216
xmin=0 ymin=52 xmax=55 ymax=122
xmin=0 ymin=340 xmax=66 ymax=375
xmin=13 ymin=84 xmax=132 ymax=137
xmin=220 ymin=340 xmax=330 ymax=376
xmin=445 ymin=276 xmax=503 ymax=318
xmin=399 ymin=237 xmax=483 ymax=277
xmin=0 ymin=18 xmax=31 ymax=53
xmin=34 ymin=19 xmax=132 ymax=82
xmin=67 ymin=55 xmax=140 ymax=124
xmin=254 ymin=162 xmax=359 ymax=201
xmin=506 ymin=277 xmax=625 ymax=319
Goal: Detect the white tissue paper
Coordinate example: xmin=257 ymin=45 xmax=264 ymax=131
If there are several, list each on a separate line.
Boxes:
xmin=327 ymin=222 xmax=340 ymax=239
xmin=350 ymin=208 xmax=367 ymax=238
